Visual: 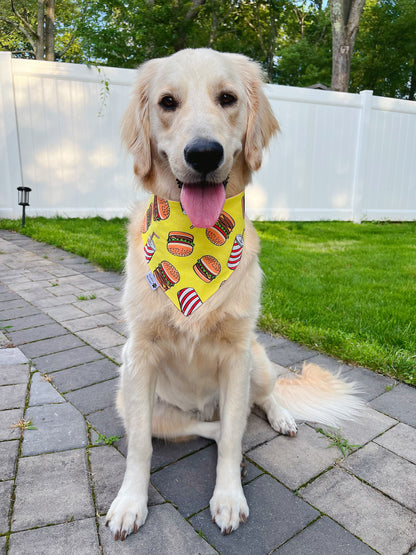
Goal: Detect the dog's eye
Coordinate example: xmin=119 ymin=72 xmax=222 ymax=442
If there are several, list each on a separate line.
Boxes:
xmin=159 ymin=95 xmax=178 ymax=111
xmin=219 ymin=93 xmax=237 ymax=107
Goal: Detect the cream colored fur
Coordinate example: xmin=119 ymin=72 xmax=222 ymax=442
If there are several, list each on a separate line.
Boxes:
xmin=105 ymin=48 xmax=363 ymax=541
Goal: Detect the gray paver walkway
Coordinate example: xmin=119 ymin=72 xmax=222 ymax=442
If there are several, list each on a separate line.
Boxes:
xmin=0 ymin=229 xmax=415 ymax=554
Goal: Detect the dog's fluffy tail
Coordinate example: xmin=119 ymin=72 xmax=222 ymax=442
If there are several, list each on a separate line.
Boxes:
xmin=273 ymin=363 xmax=364 ymax=427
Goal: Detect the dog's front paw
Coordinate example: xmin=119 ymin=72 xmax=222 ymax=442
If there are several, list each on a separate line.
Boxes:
xmin=210 ymin=486 xmax=249 ymax=535
xmin=105 ymin=492 xmax=148 ymax=541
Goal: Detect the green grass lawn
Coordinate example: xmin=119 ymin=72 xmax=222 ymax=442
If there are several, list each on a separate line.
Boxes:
xmin=1 ymin=217 xmax=415 ymax=385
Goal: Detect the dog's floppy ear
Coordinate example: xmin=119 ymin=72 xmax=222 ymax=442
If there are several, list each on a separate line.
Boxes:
xmin=233 ymin=56 xmax=280 ymax=172
xmin=121 ymin=59 xmax=159 ymax=178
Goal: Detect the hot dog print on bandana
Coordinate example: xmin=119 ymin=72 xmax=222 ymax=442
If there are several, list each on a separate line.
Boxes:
xmin=142 ymin=191 xmax=245 ymax=316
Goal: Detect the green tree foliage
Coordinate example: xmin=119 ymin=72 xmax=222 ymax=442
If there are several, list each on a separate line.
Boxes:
xmin=351 ymin=0 xmax=416 ymax=99
xmin=276 ymin=2 xmax=332 ymax=86
xmin=78 ymin=0 xmax=211 ymax=68
xmin=0 ymin=0 xmax=85 ymax=61
xmin=1 ymin=0 xmax=415 ymax=99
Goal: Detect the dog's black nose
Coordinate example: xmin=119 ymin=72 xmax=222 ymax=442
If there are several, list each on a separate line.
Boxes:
xmin=184 ymin=139 xmax=224 ymax=175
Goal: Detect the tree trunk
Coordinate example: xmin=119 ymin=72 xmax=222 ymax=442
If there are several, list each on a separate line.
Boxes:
xmin=45 ymin=0 xmax=55 ymax=61
xmin=330 ymin=0 xmax=366 ymax=92
xmin=35 ymin=0 xmax=45 ymax=59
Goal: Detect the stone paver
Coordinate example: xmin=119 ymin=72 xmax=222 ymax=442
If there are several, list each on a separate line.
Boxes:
xmin=151 ymin=444 xmax=261 ymax=519
xmin=0 ymin=481 xmax=13 ymax=534
xmin=374 ymin=422 xmax=416 ymax=464
xmin=89 ymin=445 xmax=164 ymax=515
xmin=76 ymin=326 xmax=125 ymax=350
xmin=22 ymin=402 xmax=88 ymax=455
xmin=0 ymin=364 xmax=28 ymax=386
xmin=0 ymin=440 xmax=19 ymax=480
xmin=0 ymin=230 xmax=416 ymax=554
xmin=8 ymin=518 xmax=100 ymax=555
xmin=310 ymin=404 xmax=396 ymax=448
xmin=0 ymin=408 xmax=24 ymax=440
xmin=342 ymin=441 xmax=416 ymax=511
xmin=301 ymin=467 xmax=416 ymax=555
xmin=0 ymin=383 xmax=27 ymax=410
xmin=101 ymin=345 xmax=123 ymax=364
xmin=63 ymin=312 xmax=118 ymax=333
xmin=28 ymin=371 xmax=65 ymax=406
xmin=48 ymin=358 xmax=119 ymax=392
xmin=7 ymin=323 xmax=67 ymax=345
xmin=87 ymin=405 xmax=125 ymax=439
xmin=242 ymin=411 xmax=279 ymax=451
xmin=267 ymin=340 xmax=317 ymax=367
xmin=370 ymin=383 xmax=416 ymax=426
xmin=0 ymin=312 xmax=54 ymax=331
xmin=65 ymin=378 xmax=118 ymax=414
xmin=249 ymin=423 xmax=340 ymax=490
xmin=19 ymin=334 xmax=85 ymax=358
xmin=190 ymin=474 xmax=318 ymax=554
xmin=12 ymin=449 xmax=95 ymax=531
xmin=32 ymin=345 xmax=104 ymax=373
xmin=347 ymin=366 xmax=398 ymax=402
xmin=73 ymin=298 xmax=116 ymax=316
xmin=43 ymin=303 xmax=88 ymax=322
xmin=275 ymin=516 xmax=377 ymax=554
xmin=0 ymin=348 xmax=28 ymax=365
xmin=99 ymin=505 xmax=217 ymax=554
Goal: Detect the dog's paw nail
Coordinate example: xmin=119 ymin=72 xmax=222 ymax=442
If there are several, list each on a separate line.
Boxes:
xmin=134 ymin=524 xmax=139 ymax=534
xmin=114 ymin=531 xmax=120 ymax=541
xmin=240 ymin=511 xmax=247 ymax=523
xmin=120 ymin=530 xmax=127 ymax=541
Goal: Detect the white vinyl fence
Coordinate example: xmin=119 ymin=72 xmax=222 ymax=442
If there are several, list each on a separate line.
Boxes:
xmin=1 ymin=52 xmax=416 ymax=222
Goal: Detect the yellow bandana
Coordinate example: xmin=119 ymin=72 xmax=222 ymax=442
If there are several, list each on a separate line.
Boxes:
xmin=142 ymin=191 xmax=245 ymax=316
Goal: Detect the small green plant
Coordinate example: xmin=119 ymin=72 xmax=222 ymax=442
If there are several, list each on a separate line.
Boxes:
xmin=96 ymin=66 xmax=110 ymax=118
xmin=96 ymin=433 xmax=120 ymax=445
xmin=0 ymin=325 xmax=12 ymax=331
xmin=385 ymin=384 xmax=395 ymax=392
xmin=10 ymin=417 xmax=37 ymax=433
xmin=77 ymin=294 xmax=97 ymax=301
xmin=43 ymin=254 xmax=48 ymax=259
xmin=316 ymin=427 xmax=361 ymax=457
xmin=50 ymin=282 xmax=58 ymax=287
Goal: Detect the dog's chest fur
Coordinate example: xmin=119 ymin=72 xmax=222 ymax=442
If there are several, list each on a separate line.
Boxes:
xmin=123 ymin=203 xmax=262 ymax=413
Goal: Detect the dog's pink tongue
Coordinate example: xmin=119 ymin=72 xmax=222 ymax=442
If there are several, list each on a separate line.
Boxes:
xmin=180 ymin=183 xmax=226 ymax=228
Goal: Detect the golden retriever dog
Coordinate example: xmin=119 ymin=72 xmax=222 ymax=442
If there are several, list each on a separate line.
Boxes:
xmin=106 ymin=48 xmax=362 ymax=541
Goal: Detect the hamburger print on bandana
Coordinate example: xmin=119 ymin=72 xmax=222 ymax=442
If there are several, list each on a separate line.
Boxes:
xmin=142 ymin=191 xmax=245 ymax=316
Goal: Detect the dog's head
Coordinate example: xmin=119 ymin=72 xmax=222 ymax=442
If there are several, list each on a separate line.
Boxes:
xmin=122 ymin=48 xmax=279 ymax=227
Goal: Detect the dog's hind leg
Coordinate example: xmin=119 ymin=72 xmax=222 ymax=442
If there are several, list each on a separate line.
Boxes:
xmin=152 ymin=400 xmax=220 ymax=442
xmin=250 ymin=338 xmax=298 ymax=436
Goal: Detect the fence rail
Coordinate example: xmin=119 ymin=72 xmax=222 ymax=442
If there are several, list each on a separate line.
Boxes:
xmin=1 ymin=52 xmax=415 ymax=222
